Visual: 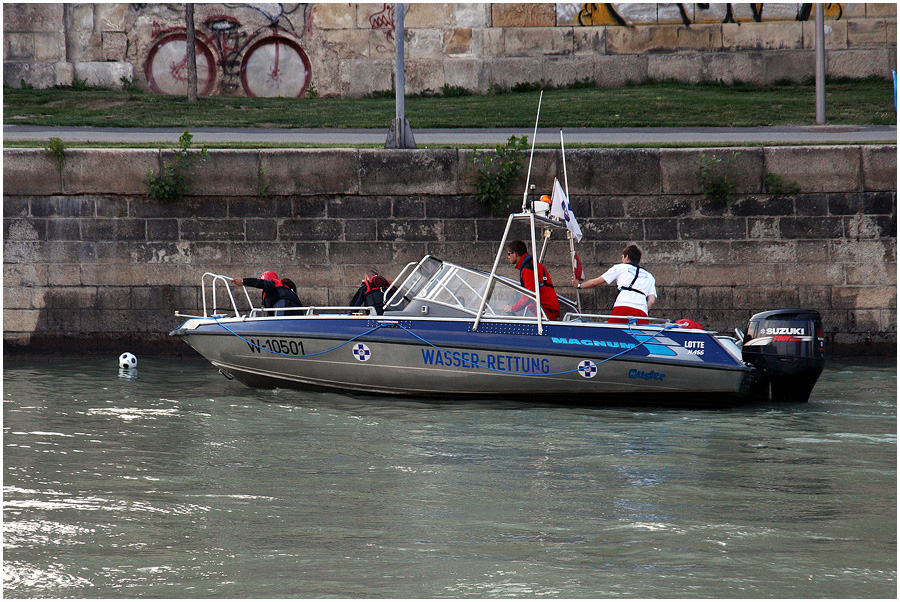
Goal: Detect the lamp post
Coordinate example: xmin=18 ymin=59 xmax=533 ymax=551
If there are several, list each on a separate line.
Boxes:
xmin=386 ymin=3 xmax=416 ymax=148
xmin=815 ymin=3 xmax=826 ymax=124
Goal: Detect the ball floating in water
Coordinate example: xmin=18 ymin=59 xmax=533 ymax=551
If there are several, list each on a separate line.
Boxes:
xmin=119 ymin=352 xmax=137 ymax=369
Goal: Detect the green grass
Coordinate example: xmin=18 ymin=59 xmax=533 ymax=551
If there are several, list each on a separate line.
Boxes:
xmin=3 ymin=77 xmax=895 ymax=129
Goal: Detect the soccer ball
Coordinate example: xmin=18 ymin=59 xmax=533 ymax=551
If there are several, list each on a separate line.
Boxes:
xmin=119 ymin=352 xmax=137 ymax=370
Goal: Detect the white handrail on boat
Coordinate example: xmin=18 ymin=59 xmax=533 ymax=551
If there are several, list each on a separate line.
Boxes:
xmin=248 ymin=306 xmax=377 ymax=317
xmin=200 ymin=272 xmax=250 ymax=318
xmin=561 ymin=312 xmax=673 ymax=327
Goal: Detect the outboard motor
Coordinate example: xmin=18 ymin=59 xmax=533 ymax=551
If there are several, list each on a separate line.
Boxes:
xmin=742 ymin=309 xmax=825 ymax=402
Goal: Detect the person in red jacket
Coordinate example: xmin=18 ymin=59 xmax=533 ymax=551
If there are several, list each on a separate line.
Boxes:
xmin=502 ymin=240 xmax=560 ymax=321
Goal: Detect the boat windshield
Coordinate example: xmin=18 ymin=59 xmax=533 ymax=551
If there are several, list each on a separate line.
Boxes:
xmin=415 ymin=262 xmax=551 ymax=318
xmin=385 ymin=254 xmax=576 ymax=320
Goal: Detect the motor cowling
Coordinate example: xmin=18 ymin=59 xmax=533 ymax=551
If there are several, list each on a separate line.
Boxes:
xmin=742 ymin=309 xmax=825 ymax=402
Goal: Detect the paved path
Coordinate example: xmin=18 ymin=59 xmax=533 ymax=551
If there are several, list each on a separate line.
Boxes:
xmin=4 ymin=124 xmax=896 ymax=146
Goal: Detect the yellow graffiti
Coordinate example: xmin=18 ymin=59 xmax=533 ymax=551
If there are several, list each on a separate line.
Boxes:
xmin=571 ymin=3 xmax=845 ymax=26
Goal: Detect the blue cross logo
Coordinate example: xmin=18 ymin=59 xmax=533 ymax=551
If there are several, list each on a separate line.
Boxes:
xmin=578 ymin=360 xmax=597 ymax=378
xmin=352 ymin=343 xmax=371 ymax=361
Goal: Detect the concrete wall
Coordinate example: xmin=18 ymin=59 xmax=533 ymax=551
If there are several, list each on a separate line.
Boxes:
xmin=3 ymin=145 xmax=896 ymax=356
xmin=4 ymin=3 xmax=897 ymax=96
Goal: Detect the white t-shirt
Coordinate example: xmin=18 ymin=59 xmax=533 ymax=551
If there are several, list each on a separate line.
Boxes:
xmin=600 ymin=263 xmax=657 ymax=313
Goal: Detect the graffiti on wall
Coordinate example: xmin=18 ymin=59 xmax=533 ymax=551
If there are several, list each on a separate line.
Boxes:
xmin=144 ymin=3 xmax=313 ymax=97
xmin=558 ymin=3 xmax=845 ymax=27
xmin=368 ymin=3 xmax=396 ymax=54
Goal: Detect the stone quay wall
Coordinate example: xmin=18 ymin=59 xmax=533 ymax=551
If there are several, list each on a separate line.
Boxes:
xmin=3 ymin=3 xmax=896 ymax=97
xmin=3 ymin=145 xmax=896 ymax=356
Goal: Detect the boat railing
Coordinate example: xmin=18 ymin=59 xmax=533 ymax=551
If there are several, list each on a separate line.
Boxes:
xmin=562 ymin=312 xmax=674 ymax=328
xmin=174 ymin=272 xmax=253 ymax=319
xmin=248 ymin=306 xmax=377 ymax=317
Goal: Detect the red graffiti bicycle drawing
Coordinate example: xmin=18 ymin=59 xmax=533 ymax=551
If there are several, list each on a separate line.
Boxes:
xmin=144 ymin=4 xmax=312 ymax=97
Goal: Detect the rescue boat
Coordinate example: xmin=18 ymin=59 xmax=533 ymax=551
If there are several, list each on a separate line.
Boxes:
xmin=170 ymin=209 xmax=825 ymax=406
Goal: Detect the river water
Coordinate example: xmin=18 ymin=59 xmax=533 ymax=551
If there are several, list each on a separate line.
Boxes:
xmin=3 ymin=356 xmax=896 ymax=598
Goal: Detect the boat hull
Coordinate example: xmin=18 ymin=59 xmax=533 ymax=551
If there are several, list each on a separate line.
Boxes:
xmin=172 ymin=315 xmax=758 ymax=406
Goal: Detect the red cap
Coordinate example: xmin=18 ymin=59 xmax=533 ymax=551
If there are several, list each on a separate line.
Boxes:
xmin=260 ymin=271 xmax=278 ymax=281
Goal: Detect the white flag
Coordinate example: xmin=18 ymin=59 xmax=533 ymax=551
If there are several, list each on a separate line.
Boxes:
xmin=550 ymin=178 xmax=582 ymax=242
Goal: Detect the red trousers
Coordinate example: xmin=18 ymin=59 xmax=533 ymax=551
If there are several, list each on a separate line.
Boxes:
xmin=608 ymin=305 xmax=648 ymax=325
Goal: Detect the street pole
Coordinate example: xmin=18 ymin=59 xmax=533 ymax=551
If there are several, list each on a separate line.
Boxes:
xmin=386 ymin=3 xmax=415 ymax=148
xmin=815 ymin=3 xmax=826 ymax=124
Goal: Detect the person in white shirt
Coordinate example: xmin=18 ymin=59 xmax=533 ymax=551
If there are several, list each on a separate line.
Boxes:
xmin=571 ymin=244 xmax=657 ymax=324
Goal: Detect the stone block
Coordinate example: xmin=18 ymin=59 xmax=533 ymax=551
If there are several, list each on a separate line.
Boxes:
xmin=606 ymin=24 xmax=680 ymax=55
xmin=64 ymin=149 xmax=157 ymax=195
xmin=680 ymin=264 xmax=745 ymax=286
xmin=699 ymin=286 xmax=734 ymax=309
xmin=862 ymin=145 xmax=897 ymax=192
xmin=574 ymin=27 xmax=605 ymax=55
xmin=230 ymin=197 xmax=293 ymax=218
xmin=3 ymin=149 xmax=63 ymax=195
xmin=444 ymin=28 xmax=476 ymax=56
xmin=580 ymin=218 xmax=644 ymax=242
xmin=488 ymin=57 xmax=543 ymax=90
xmin=81 ymin=219 xmax=147 ymax=242
xmin=661 ymin=148 xmax=763 ymax=195
xmin=443 ymin=58 xmax=490 ymax=93
xmin=406 ymin=58 xmax=445 ymax=94
xmin=828 ymin=193 xmax=866 ymax=215
xmin=732 ymin=240 xmax=797 ymax=263
xmin=320 ymin=28 xmax=369 ymax=60
xmin=780 ymin=216 xmax=844 ymax=239
xmin=503 ymin=27 xmax=572 ymax=57
xmin=377 ymin=219 xmax=442 ymax=242
xmin=764 ymin=50 xmax=814 ymax=83
xmin=648 ymin=53 xmax=704 ymax=84
xmin=734 ymin=286 xmax=800 ymax=310
xmin=827 ymin=48 xmax=892 ymax=79
xmin=4 ymin=33 xmax=35 ymax=61
xmin=566 ymin=149 xmax=660 ymax=196
xmin=407 ymin=28 xmax=444 ymax=60
xmin=359 ymin=149 xmax=458 ymax=195
xmin=30 ymin=196 xmax=94 ymax=218
xmin=278 ymin=218 xmax=343 ymax=242
xmin=313 ymin=2 xmax=356 ymax=29
xmin=848 ymin=19 xmax=887 ymax=47
xmin=3 ymin=3 xmax=63 ymax=32
xmin=72 ymin=61 xmax=134 ymax=89
xmin=832 ymin=286 xmax=897 ymax=309
xmin=722 ymin=21 xmax=803 ymax=50
xmin=801 ymin=19 xmax=848 ymax=49
xmin=482 ymin=27 xmax=504 ymax=58
xmin=327 ymin=197 xmax=392 ymax=219
xmin=186 ymin=150 xmax=259 ymax=197
xmin=491 ymin=4 xmax=555 ymax=28
xmin=3 ymin=61 xmax=58 ymax=88
xmin=542 ymin=55 xmax=586 ymax=87
xmin=731 ymin=195 xmax=794 ymax=216
xmin=261 ymin=149 xmax=360 ymax=195
xmin=704 ymin=52 xmax=766 ymax=85
xmin=339 ymin=58 xmax=392 ymax=98
xmin=5 ymin=217 xmax=45 ymax=241
xmin=680 ymin=217 xmax=747 ymax=240
xmin=404 ymin=3 xmax=454 ymax=28
xmin=451 ymin=4 xmax=490 ymax=28
xmin=101 ymin=31 xmax=127 ymax=61
xmin=594 ymin=55 xmax=647 ymax=87
xmin=764 ymin=146 xmax=862 ymax=193
xmin=675 ymin=23 xmax=723 ymax=51
xmin=328 ymin=241 xmax=393 ymax=266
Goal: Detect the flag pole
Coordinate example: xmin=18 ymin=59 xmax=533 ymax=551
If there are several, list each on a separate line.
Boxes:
xmin=522 ymin=91 xmax=543 ymax=211
xmin=561 ymin=130 xmax=582 ymax=312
